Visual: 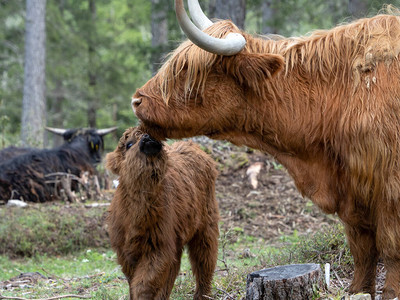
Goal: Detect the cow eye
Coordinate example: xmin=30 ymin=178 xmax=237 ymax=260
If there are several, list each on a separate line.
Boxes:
xmin=126 ymin=142 xmax=133 ymax=150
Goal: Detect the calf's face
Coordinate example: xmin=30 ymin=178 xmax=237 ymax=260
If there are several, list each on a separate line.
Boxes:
xmin=106 ymin=128 xmax=166 ymax=187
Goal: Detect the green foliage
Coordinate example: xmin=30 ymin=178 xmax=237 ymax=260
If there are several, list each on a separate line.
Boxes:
xmin=0 ymin=0 xmax=25 ymax=139
xmin=290 ymin=224 xmax=353 ymax=276
xmin=0 ymin=0 xmax=154 ymax=148
xmin=258 ymin=223 xmax=353 ymax=279
xmin=45 ymin=0 xmax=153 ymax=136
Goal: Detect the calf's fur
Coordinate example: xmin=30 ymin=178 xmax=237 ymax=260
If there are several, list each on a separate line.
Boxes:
xmin=106 ymin=127 xmax=219 ymax=299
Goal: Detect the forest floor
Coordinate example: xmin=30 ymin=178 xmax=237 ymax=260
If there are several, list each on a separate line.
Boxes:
xmin=0 ymin=137 xmax=387 ymax=299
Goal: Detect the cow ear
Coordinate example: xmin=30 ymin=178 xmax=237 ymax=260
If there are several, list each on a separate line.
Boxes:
xmin=224 ymin=53 xmax=284 ymax=93
xmin=105 ymin=151 xmax=122 ymax=175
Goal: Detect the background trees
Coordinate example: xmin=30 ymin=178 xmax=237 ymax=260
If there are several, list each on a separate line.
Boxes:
xmin=0 ymin=0 xmax=390 ymax=148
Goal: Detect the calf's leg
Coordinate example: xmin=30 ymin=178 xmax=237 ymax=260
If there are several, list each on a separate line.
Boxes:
xmin=159 ymin=248 xmax=183 ymax=299
xmin=345 ymin=224 xmax=378 ymax=297
xmin=188 ymin=224 xmax=219 ymax=300
xmin=130 ymin=251 xmax=174 ymax=300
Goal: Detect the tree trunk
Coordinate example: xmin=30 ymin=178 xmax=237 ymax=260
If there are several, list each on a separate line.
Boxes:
xmin=261 ymin=0 xmax=278 ymax=34
xmin=246 ymin=264 xmax=323 ymax=300
xmin=21 ymin=0 xmax=47 ymax=147
xmin=209 ymin=0 xmax=216 ymax=19
xmin=348 ymin=0 xmax=368 ymax=19
xmin=151 ymin=0 xmax=168 ymax=74
xmin=87 ymin=0 xmax=97 ymax=128
xmin=215 ymin=0 xmax=246 ymax=30
xmin=49 ymin=80 xmax=65 ymax=147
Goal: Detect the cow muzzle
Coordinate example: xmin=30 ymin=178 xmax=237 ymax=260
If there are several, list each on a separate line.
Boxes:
xmin=131 ymin=97 xmax=142 ymax=114
xmin=139 ymin=134 xmax=162 ymax=156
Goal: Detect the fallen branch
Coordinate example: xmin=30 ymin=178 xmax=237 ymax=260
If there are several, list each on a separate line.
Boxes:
xmin=0 ymin=294 xmax=90 ymax=300
xmin=332 ymin=268 xmax=345 ymax=289
xmin=40 ymin=268 xmax=63 ymax=281
xmin=44 ymin=172 xmax=82 ymax=183
xmin=215 ymin=287 xmax=235 ymax=299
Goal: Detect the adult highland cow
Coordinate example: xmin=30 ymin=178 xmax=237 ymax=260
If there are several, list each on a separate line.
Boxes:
xmin=106 ymin=127 xmax=219 ymax=300
xmin=132 ymin=1 xmax=400 ymax=298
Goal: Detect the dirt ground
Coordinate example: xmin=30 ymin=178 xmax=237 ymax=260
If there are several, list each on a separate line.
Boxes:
xmin=196 ymin=137 xmax=339 ymax=242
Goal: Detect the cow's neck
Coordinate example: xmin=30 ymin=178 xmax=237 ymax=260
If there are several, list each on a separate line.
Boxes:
xmin=225 ymin=58 xmax=346 ymax=216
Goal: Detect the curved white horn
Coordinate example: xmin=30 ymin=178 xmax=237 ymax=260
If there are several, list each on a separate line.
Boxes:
xmin=188 ymin=0 xmax=213 ymax=30
xmin=45 ymin=127 xmax=68 ymax=136
xmin=96 ymin=126 xmax=118 ymax=136
xmin=175 ymin=0 xmax=246 ymax=56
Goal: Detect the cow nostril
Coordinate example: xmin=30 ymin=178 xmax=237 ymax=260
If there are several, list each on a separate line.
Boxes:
xmin=131 ymin=98 xmax=142 ymax=111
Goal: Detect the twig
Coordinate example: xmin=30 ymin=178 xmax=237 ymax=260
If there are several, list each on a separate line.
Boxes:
xmin=223 ymin=275 xmax=234 ymax=295
xmin=215 ymin=287 xmax=235 ymax=300
xmin=0 ymin=294 xmax=90 ymax=300
xmin=83 ymin=272 xmax=105 ymax=279
xmin=40 ymin=268 xmax=63 ymax=281
xmin=332 ymin=268 xmax=345 ymax=289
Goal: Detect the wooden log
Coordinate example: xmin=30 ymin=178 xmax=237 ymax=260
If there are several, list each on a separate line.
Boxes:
xmin=60 ymin=175 xmax=76 ymax=202
xmin=246 ymin=263 xmax=322 ymax=300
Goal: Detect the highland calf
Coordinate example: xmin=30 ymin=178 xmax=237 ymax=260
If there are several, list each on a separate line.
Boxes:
xmin=106 ymin=127 xmax=219 ymax=300
xmin=133 ymin=1 xmax=400 ymax=298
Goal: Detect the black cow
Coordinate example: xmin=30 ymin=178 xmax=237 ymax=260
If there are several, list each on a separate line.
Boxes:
xmin=0 ymin=146 xmax=34 ymax=163
xmin=0 ymin=127 xmax=116 ymax=202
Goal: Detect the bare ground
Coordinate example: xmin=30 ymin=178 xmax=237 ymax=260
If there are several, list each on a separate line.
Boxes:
xmin=198 ymin=137 xmax=339 ymax=242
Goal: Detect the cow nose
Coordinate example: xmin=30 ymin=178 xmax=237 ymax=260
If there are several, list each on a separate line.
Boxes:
xmin=131 ymin=97 xmax=142 ymax=112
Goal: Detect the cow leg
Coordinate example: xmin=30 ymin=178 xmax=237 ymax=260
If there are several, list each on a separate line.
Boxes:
xmin=381 ymin=257 xmax=400 ymax=299
xmin=345 ymin=224 xmax=378 ymax=297
xmin=187 ymin=224 xmax=219 ymax=300
xmin=159 ymin=248 xmax=183 ymax=299
xmin=128 ymin=278 xmax=134 ymax=300
xmin=130 ymin=251 xmax=174 ymax=300
xmin=119 ymin=258 xmax=137 ymax=300
xmin=374 ymin=204 xmax=400 ymax=299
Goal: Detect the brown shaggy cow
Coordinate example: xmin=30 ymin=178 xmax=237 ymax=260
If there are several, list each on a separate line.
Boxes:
xmin=106 ymin=127 xmax=219 ymax=299
xmin=132 ymin=1 xmax=400 ymax=298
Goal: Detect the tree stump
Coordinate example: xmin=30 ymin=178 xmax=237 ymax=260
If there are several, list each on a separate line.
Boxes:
xmin=246 ymin=264 xmax=323 ymax=300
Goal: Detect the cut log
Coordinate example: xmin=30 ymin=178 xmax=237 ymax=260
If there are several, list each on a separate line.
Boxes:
xmin=246 ymin=263 xmax=322 ymax=300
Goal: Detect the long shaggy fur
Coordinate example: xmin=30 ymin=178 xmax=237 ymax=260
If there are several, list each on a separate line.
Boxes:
xmin=134 ymin=9 xmax=400 ymax=299
xmin=0 ymin=146 xmax=33 ymax=163
xmin=106 ymin=127 xmax=219 ymax=300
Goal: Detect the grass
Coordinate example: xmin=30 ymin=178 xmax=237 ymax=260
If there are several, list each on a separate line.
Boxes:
xmin=0 ymin=204 xmax=109 ymax=258
xmin=0 ymin=204 xmax=352 ymax=299
xmin=0 ymin=231 xmax=275 ymax=299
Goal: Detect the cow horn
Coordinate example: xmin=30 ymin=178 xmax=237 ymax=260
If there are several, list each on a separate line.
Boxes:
xmin=96 ymin=126 xmax=118 ymax=136
xmin=175 ymin=0 xmax=246 ymax=56
xmin=187 ymin=0 xmax=213 ymax=30
xmin=45 ymin=127 xmax=68 ymax=136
